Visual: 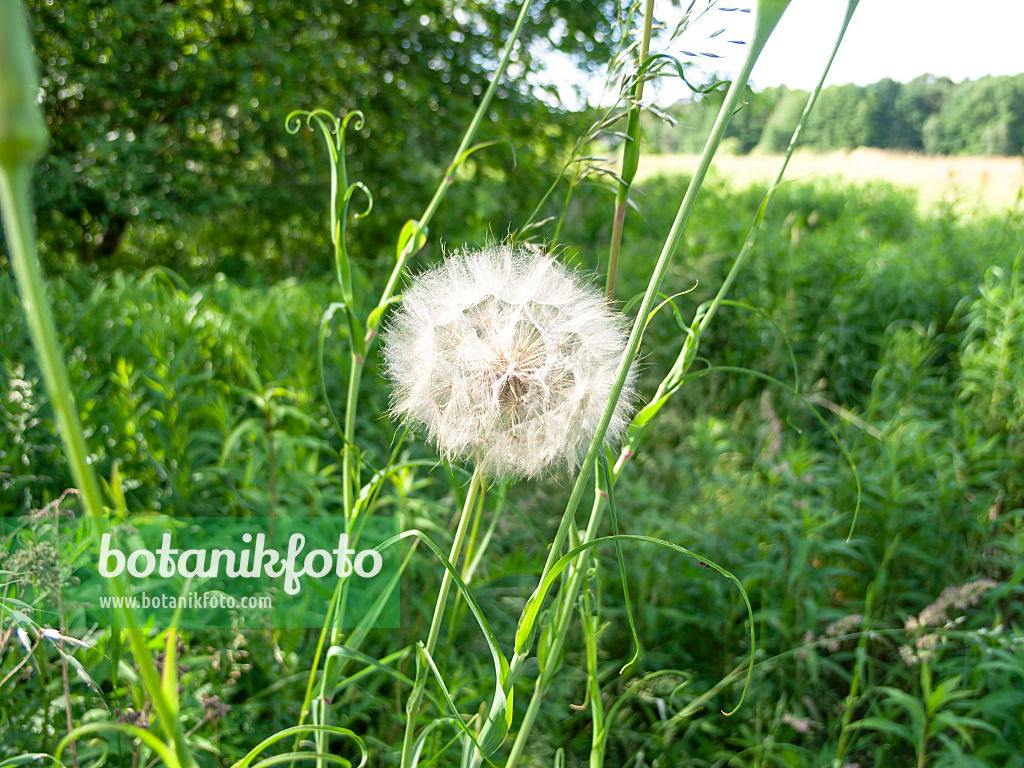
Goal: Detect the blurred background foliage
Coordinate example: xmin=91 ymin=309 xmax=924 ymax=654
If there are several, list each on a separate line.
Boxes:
xmin=3 ymin=176 xmax=1024 ymax=765
xmin=11 ymin=0 xmax=1024 ymax=283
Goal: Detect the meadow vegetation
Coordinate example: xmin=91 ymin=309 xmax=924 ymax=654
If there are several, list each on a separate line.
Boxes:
xmin=3 ymin=174 xmax=1023 ymax=765
xmin=634 ymin=149 xmax=1024 ymax=211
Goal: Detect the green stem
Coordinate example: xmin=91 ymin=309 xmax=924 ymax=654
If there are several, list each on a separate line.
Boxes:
xmin=400 ymin=468 xmax=485 ymax=768
xmin=696 ymin=0 xmax=861 ymax=345
xmin=835 ymin=533 xmax=895 ymax=766
xmin=372 ymin=0 xmax=535 ymax=326
xmin=606 ymin=0 xmax=655 ymax=301
xmin=523 ymin=0 xmax=792 ymax=646
xmin=495 ymin=4 xmax=795 ymax=763
xmin=581 ymin=587 xmax=604 ymax=768
xmin=605 ymin=201 xmax=628 ymax=300
xmin=504 ymin=490 xmax=606 ymax=768
xmin=341 ymin=356 xmax=363 ymax=520
xmin=0 ymin=165 xmax=197 ymax=768
xmin=616 ymin=0 xmax=859 ymax=477
xmin=1 ymin=6 xmax=196 ymax=757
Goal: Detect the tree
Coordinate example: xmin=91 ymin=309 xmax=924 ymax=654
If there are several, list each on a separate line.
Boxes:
xmin=756 ymin=86 xmax=806 ymax=153
xmin=799 ymin=83 xmax=878 ymax=151
xmin=16 ymin=0 xmax=625 ymax=277
xmin=891 ymin=74 xmax=952 ymax=151
xmin=924 ymin=75 xmax=1024 ymax=156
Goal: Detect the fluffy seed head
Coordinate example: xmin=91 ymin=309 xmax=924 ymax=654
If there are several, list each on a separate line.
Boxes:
xmin=383 ymin=244 xmax=636 ymax=478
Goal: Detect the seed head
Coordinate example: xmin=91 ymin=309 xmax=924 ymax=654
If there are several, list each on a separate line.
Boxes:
xmin=383 ymin=244 xmax=636 ymax=478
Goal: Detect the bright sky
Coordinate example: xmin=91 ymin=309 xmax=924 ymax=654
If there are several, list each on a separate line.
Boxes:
xmin=542 ymin=0 xmax=1024 ymax=106
xmin=693 ymin=0 xmax=1024 ymax=91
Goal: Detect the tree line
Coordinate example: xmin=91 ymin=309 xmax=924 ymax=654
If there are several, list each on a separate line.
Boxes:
xmin=644 ymin=74 xmax=1024 ymax=157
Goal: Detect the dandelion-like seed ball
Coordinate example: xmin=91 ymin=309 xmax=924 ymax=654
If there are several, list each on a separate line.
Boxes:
xmin=383 ymin=244 xmax=636 ymax=478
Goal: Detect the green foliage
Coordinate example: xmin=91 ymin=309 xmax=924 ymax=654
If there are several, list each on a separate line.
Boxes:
xmin=5 ymin=0 xmax=1022 ymax=756
xmin=754 ymin=85 xmax=808 ymax=153
xmin=4 ymin=177 xmax=1024 ymax=764
xmin=0 ymin=268 xmax=389 ymax=519
xmin=549 ymin=176 xmax=1024 ymax=764
xmin=924 ymin=75 xmax=1024 ymax=155
xmin=13 ymin=0 xmax=611 ymax=278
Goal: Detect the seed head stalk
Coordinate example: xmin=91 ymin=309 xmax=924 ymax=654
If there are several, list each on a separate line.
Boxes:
xmin=401 ymin=468 xmax=485 ymax=767
xmin=297 ymin=3 xmax=536 ymax=755
xmin=385 ymin=241 xmax=634 ymax=765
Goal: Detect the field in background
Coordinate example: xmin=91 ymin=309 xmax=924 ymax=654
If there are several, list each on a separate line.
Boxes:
xmin=637 ymin=149 xmax=1024 ymax=211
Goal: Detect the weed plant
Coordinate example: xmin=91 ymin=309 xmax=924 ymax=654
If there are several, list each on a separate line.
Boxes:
xmin=2 ymin=0 xmax=1023 ymax=767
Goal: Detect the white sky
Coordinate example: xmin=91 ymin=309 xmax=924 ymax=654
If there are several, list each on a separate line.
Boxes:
xmin=542 ymin=0 xmax=1024 ymax=106
xmin=697 ymin=0 xmax=1024 ymax=90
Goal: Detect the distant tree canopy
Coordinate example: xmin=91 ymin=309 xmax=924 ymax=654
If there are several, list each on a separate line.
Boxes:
xmin=645 ymin=74 xmax=1024 ymax=158
xmin=17 ymin=0 xmax=624 ymax=278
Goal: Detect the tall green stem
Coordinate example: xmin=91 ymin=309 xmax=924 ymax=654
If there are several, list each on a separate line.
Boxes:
xmin=342 ymin=357 xmax=363 ymax=518
xmin=372 ymin=0 xmax=535 ymax=329
xmin=696 ymin=0 xmax=861 ymax=344
xmin=401 ymin=468 xmax=485 ymax=767
xmin=521 ymin=0 xmax=792 ymax=645
xmin=515 ymin=2 xmax=860 ymax=761
xmin=300 ymin=3 xmax=534 ymax=756
xmin=606 ymin=0 xmax=656 ymax=300
xmin=504 ymin=489 xmax=607 ymax=767
xmin=0 ymin=3 xmax=195 ymax=763
xmin=622 ymin=0 xmax=862 ymax=466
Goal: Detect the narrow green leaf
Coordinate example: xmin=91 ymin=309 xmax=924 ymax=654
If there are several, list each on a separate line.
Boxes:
xmin=600 ymin=452 xmax=640 ymax=673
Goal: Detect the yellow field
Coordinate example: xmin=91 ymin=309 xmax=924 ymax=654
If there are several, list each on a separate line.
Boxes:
xmin=636 ymin=149 xmax=1024 ymax=212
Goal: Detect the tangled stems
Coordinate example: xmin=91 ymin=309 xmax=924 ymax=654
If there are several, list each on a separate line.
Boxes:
xmin=290 ymin=1 xmax=534 ymax=752
xmin=503 ymin=479 xmax=608 ymax=767
xmin=649 ymin=0 xmax=864 ymax=417
xmin=401 ymin=468 xmax=485 ymax=767
xmin=518 ymin=0 xmax=794 ymax=654
xmin=505 ymin=2 xmax=869 ymax=762
xmin=473 ymin=3 xmax=797 ymax=764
